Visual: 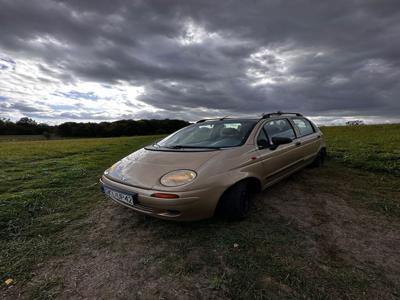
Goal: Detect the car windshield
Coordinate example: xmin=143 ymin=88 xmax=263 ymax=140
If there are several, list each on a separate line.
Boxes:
xmin=154 ymin=119 xmax=257 ymax=149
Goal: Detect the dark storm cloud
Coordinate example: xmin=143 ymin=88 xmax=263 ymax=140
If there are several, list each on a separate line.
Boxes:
xmin=0 ymin=0 xmax=399 ymax=121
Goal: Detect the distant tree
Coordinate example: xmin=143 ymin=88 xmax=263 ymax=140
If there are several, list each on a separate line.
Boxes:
xmin=16 ymin=117 xmax=37 ymax=125
xmin=1 ymin=118 xmax=189 ymax=137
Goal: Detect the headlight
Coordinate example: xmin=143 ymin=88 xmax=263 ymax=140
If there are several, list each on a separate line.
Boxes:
xmin=160 ymin=170 xmax=197 ymax=187
xmin=104 ymin=163 xmax=117 ymax=175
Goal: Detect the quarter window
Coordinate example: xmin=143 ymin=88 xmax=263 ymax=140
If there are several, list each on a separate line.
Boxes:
xmin=264 ymin=119 xmax=296 ymax=140
xmin=257 ymin=127 xmax=269 ymax=145
xmin=292 ymin=118 xmax=315 ymax=136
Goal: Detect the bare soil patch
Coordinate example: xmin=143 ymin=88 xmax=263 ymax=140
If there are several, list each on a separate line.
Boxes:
xmin=22 ymin=204 xmax=225 ymax=300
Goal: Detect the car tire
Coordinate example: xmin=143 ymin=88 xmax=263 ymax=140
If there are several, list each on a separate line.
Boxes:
xmin=311 ymin=148 xmax=326 ymax=167
xmin=217 ymin=181 xmax=253 ymax=220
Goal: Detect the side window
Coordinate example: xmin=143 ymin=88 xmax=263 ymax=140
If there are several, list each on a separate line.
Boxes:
xmin=292 ymin=118 xmax=315 ymax=137
xmin=264 ymin=119 xmax=296 ymax=140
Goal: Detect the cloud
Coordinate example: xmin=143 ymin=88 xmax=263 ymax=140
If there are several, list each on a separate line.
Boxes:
xmin=0 ymin=0 xmax=399 ymax=123
xmin=55 ymin=91 xmax=99 ymax=100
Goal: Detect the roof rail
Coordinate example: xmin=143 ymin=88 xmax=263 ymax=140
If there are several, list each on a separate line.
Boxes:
xmin=196 ymin=115 xmax=232 ymax=123
xmin=261 ymin=111 xmax=303 ymax=119
xmin=196 ymin=112 xmax=302 ymax=123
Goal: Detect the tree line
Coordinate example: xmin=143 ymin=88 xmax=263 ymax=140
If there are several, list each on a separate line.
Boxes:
xmin=0 ymin=117 xmax=190 ymax=138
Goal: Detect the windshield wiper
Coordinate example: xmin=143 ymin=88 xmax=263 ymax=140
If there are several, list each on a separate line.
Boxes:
xmin=164 ymin=145 xmax=220 ymax=149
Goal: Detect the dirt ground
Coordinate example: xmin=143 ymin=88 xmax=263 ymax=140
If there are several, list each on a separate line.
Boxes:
xmin=3 ymin=171 xmax=400 ymax=299
xmin=267 ymin=180 xmax=400 ymax=298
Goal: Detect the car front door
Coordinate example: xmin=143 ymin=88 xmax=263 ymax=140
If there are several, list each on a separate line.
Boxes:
xmin=256 ymin=118 xmax=303 ymax=186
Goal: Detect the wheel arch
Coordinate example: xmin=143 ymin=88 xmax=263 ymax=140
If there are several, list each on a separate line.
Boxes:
xmin=214 ymin=176 xmax=262 ymax=216
xmin=225 ymin=176 xmax=262 ymax=194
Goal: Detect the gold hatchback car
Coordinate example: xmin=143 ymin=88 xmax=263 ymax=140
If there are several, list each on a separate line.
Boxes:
xmin=100 ymin=112 xmax=326 ymax=221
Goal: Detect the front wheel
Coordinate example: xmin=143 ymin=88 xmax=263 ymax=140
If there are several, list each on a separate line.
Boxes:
xmin=217 ymin=181 xmax=253 ymax=220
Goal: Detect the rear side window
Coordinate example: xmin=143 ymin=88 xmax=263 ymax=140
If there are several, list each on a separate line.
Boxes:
xmin=292 ymin=118 xmax=315 ymax=137
xmin=264 ymin=119 xmax=296 ymax=140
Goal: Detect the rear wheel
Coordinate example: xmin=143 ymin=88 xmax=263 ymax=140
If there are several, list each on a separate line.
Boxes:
xmin=311 ymin=148 xmax=326 ymax=167
xmin=217 ymin=181 xmax=254 ymax=220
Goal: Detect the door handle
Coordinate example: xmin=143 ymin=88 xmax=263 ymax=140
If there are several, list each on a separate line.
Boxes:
xmin=295 ymin=141 xmax=301 ymax=146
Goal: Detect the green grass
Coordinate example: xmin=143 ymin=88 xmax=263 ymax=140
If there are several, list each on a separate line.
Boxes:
xmin=0 ymin=125 xmax=399 ymax=298
xmin=321 ymin=124 xmax=400 ymax=175
xmin=303 ymin=161 xmax=400 ymax=218
xmin=0 ymin=136 xmax=162 ymax=287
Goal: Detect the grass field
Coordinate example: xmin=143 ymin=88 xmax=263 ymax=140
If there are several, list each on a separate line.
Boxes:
xmin=0 ymin=135 xmax=51 ymax=142
xmin=0 ymin=125 xmax=399 ymax=299
xmin=0 ymin=136 xmax=162 ymax=278
xmin=322 ymin=124 xmax=400 ymax=175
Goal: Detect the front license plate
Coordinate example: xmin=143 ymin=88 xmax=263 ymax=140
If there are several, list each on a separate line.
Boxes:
xmin=103 ymin=186 xmax=137 ymax=206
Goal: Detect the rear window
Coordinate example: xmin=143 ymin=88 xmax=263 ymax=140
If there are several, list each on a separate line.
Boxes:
xmin=292 ymin=118 xmax=315 ymax=137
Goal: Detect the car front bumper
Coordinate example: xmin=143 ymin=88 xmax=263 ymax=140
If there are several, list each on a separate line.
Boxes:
xmin=100 ymin=175 xmax=222 ymax=221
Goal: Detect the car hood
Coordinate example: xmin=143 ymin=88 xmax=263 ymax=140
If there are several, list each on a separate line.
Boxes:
xmin=105 ymin=148 xmax=220 ymax=189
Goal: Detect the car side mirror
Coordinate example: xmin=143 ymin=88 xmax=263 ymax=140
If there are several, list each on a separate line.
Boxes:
xmin=270 ymin=136 xmax=292 ymax=150
xmin=257 ymin=139 xmax=269 ymax=149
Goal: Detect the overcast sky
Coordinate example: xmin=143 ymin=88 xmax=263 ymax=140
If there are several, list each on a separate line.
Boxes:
xmin=0 ymin=0 xmax=399 ymax=125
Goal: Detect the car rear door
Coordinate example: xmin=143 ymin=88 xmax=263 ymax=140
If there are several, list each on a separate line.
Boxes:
xmin=290 ymin=117 xmax=321 ymax=162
